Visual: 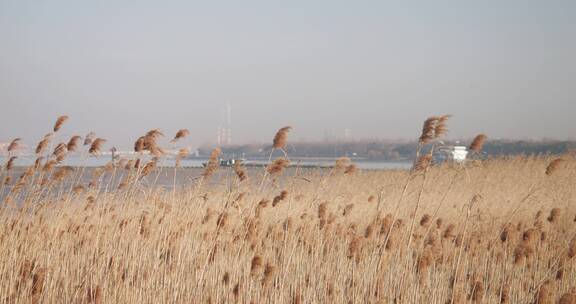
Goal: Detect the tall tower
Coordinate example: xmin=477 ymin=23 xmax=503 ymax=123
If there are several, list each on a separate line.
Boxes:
xmin=217 ymin=103 xmax=232 ymax=146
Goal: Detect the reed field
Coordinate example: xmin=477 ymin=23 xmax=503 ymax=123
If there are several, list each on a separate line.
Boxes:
xmin=1 ymin=116 xmax=576 ymax=303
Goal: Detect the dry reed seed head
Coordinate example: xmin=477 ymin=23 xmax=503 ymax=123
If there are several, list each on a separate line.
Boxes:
xmin=347 ymin=236 xmax=362 ymax=260
xmin=267 ymin=157 xmax=290 ymax=175
xmin=443 ymin=224 xmax=456 ymax=239
xmin=420 ymin=214 xmax=431 ymax=227
xmin=124 ymin=159 xmax=134 ymax=170
xmin=87 ymin=285 xmax=103 ymax=304
xmin=559 ymin=292 xmax=576 ymax=304
xmin=53 ymin=166 xmax=73 ymax=182
xmin=535 ymin=281 xmax=554 ymax=304
xmin=417 ymin=247 xmax=434 ymax=274
xmin=434 ymin=114 xmax=451 ymax=138
xmin=413 ymin=154 xmax=433 ymax=172
xmin=233 ymin=282 xmax=240 ymax=299
xmin=3 ymin=175 xmax=11 ymax=185
xmin=89 ymin=138 xmax=106 ymax=155
xmin=262 ymin=262 xmax=276 ymax=286
xmin=250 ymin=256 xmax=263 ymax=276
xmin=104 ymin=161 xmax=115 ymax=172
xmin=469 ymin=134 xmax=487 ymax=153
xmin=419 ymin=116 xmax=440 ymax=145
xmin=83 ymin=132 xmax=96 ymax=146
xmin=216 ymin=212 xmax=229 ymax=230
xmin=66 ymin=135 xmax=81 ymax=152
xmin=435 ymin=218 xmax=443 ymax=228
xmin=547 ymin=208 xmax=561 ymax=223
xmin=52 ymin=142 xmax=68 ymax=157
xmin=222 ymin=272 xmax=230 ymax=285
xmin=145 ymin=128 xmax=164 ymax=140
xmin=202 ymin=147 xmax=221 ymax=178
xmin=470 ymin=280 xmax=485 ymax=303
xmin=171 ymin=129 xmax=190 ymax=142
xmin=344 ymin=164 xmax=357 ymax=175
xmin=233 ymin=162 xmax=248 ymax=182
xmin=53 ymin=115 xmax=69 ymax=132
xmin=318 ymin=202 xmax=328 ymax=220
xmin=140 ymin=159 xmax=157 ymax=177
xmin=522 ymin=228 xmax=540 ymax=245
xmin=272 ymin=190 xmax=288 ymax=207
xmin=134 ymin=136 xmax=145 ymax=152
xmin=43 ymin=159 xmax=57 ymax=172
xmin=35 ymin=137 xmax=51 ymax=154
xmin=272 ymin=126 xmax=292 ymax=149
xmin=546 ymin=158 xmax=564 ymax=176
xmin=7 ymin=137 xmax=21 ymax=152
xmin=568 ymin=237 xmax=576 ymax=259
xmin=72 ymin=184 xmax=86 ymax=194
xmin=31 ymin=267 xmax=47 ymax=297
xmin=500 ymin=284 xmax=511 ymax=304
xmin=134 ymin=158 xmax=141 ymax=169
xmin=5 ymin=156 xmax=17 ymax=171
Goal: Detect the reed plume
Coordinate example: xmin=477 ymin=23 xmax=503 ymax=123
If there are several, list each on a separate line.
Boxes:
xmin=419 ymin=116 xmax=440 ymax=145
xmin=5 ymin=156 xmax=16 ymax=171
xmin=140 ymin=159 xmax=157 ymax=177
xmin=53 ymin=166 xmax=73 ymax=182
xmin=559 ymin=293 xmax=576 ymax=304
xmin=272 ymin=190 xmax=288 ymax=207
xmin=134 ymin=137 xmax=145 ymax=152
xmin=547 ymin=208 xmax=561 ymax=223
xmin=134 ymin=130 xmax=165 ymax=156
xmin=52 ymin=142 xmax=67 ymax=158
xmin=31 ymin=267 xmax=47 ymax=301
xmin=546 ymin=158 xmax=563 ymax=176
xmin=87 ymin=285 xmax=103 ymax=304
xmin=53 ymin=115 xmax=69 ymax=132
xmin=89 ymin=138 xmax=106 ymax=155
xmin=233 ymin=161 xmax=248 ymax=182
xmin=435 ymin=114 xmax=451 ymax=138
xmin=202 ymin=147 xmax=221 ymax=178
xmin=267 ymin=158 xmax=290 ymax=175
xmin=146 ymin=129 xmax=164 ymax=140
xmin=66 ymin=135 xmax=81 ymax=152
xmin=7 ymin=138 xmax=21 ymax=152
xmin=344 ymin=164 xmax=357 ymax=175
xmin=84 ymin=132 xmax=96 ymax=146
xmin=413 ymin=154 xmax=432 ymax=171
xmin=35 ymin=135 xmax=52 ymax=155
xmin=534 ymin=281 xmax=553 ymax=304
xmin=262 ymin=262 xmax=276 ymax=286
xmin=469 ymin=134 xmax=487 ymax=153
xmin=171 ymin=129 xmax=190 ymax=143
xmin=250 ymin=256 xmax=263 ymax=277
xmin=273 ymin=126 xmax=292 ymax=149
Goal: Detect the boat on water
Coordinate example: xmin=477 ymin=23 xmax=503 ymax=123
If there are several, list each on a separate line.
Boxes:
xmin=202 ymin=158 xmax=244 ymax=167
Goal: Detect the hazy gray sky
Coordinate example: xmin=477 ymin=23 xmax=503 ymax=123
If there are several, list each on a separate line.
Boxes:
xmin=1 ymin=1 xmax=575 ymax=148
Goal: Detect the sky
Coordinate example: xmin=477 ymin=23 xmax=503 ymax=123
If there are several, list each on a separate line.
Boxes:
xmin=1 ymin=1 xmax=575 ymax=149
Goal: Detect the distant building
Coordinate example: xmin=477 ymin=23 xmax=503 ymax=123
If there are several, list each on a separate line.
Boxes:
xmin=217 ymin=103 xmax=232 ymax=145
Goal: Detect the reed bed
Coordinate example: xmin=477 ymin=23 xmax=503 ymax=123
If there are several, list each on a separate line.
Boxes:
xmin=0 ymin=117 xmax=575 ymax=303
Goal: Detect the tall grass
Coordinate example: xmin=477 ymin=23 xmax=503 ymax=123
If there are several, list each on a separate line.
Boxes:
xmin=0 ymin=116 xmax=575 ymax=303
